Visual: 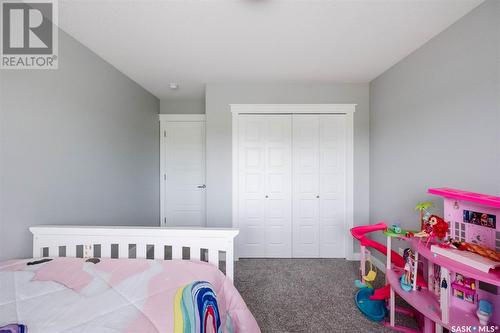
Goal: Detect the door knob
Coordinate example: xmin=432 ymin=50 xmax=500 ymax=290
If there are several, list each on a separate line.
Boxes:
xmin=265 ymin=195 xmax=269 ymax=198
xmin=197 ymin=184 xmax=206 ymax=189
xmin=316 ymin=195 xmax=320 ymax=198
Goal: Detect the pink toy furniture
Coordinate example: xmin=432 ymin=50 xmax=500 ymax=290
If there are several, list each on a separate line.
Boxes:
xmin=386 ymin=188 xmax=500 ymax=333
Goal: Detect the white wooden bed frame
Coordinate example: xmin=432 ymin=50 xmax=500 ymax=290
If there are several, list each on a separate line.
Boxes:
xmin=29 ymin=225 xmax=239 ymax=280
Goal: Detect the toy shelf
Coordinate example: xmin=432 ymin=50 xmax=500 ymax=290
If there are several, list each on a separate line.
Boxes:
xmin=410 ymin=238 xmax=500 ymax=287
xmin=450 ymin=282 xmax=475 ymax=294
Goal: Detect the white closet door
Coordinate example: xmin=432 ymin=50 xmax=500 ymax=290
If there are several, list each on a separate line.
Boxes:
xmin=319 ymin=115 xmax=346 ymax=257
xmin=265 ymin=116 xmax=292 ymax=257
xmin=292 ymin=114 xmax=347 ymax=258
xmin=238 ymin=116 xmax=267 ymax=257
xmin=238 ymin=115 xmax=292 ymax=257
xmin=292 ymin=115 xmax=320 ymax=257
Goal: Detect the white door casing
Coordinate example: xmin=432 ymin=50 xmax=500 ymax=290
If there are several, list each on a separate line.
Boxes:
xmin=238 ymin=115 xmax=292 ymax=257
xmin=160 ymin=115 xmax=206 ymax=227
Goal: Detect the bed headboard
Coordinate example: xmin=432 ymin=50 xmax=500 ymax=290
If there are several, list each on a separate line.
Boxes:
xmin=29 ymin=225 xmax=239 ymax=280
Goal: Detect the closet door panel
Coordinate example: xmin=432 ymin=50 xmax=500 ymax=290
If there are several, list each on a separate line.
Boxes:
xmin=292 ymin=115 xmax=320 ymax=257
xmin=238 ymin=116 xmax=267 ymax=257
xmin=265 ymin=116 xmax=292 ymax=257
xmin=319 ymin=115 xmax=346 ymax=258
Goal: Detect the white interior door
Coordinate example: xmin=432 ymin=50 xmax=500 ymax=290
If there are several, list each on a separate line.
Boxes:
xmin=292 ymin=114 xmax=346 ymax=258
xmin=292 ymin=115 xmax=320 ymax=257
xmin=319 ymin=115 xmax=346 ymax=257
xmin=164 ymin=121 xmax=206 ymax=227
xmin=238 ymin=116 xmax=266 ymax=256
xmin=238 ymin=115 xmax=292 ymax=257
xmin=265 ymin=116 xmax=292 ymax=257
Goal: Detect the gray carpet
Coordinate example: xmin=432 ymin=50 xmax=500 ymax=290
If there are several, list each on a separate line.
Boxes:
xmin=234 ymin=259 xmax=418 ymax=333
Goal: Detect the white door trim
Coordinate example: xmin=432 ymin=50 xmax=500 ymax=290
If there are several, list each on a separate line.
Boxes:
xmin=230 ymin=104 xmax=356 ymax=259
xmin=230 ymin=104 xmax=356 ymax=114
xmin=159 ymin=114 xmax=206 ymax=227
xmin=159 ymin=114 xmax=206 ymax=122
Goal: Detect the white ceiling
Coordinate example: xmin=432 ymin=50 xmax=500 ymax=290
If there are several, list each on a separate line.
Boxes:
xmin=59 ymin=0 xmax=483 ymax=100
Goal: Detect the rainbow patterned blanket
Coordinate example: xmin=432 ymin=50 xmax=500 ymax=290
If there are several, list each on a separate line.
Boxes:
xmin=174 ymin=281 xmax=232 ymax=333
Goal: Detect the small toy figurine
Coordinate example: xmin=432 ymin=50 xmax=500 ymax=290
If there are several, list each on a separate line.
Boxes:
xmin=440 ymin=238 xmax=500 ymax=262
xmin=400 ymin=248 xmax=415 ymax=291
xmin=415 ymin=201 xmax=434 ymax=230
xmin=440 ymin=237 xmax=463 ymax=249
xmin=405 ymin=231 xmax=414 ymax=238
xmin=430 ymin=215 xmax=448 ymax=239
xmin=391 ymin=224 xmax=402 ymax=234
xmin=430 ymin=265 xmax=441 ymax=297
xmin=463 ymin=243 xmax=500 ymax=262
xmin=477 ymin=300 xmax=493 ymax=325
xmin=414 ymin=215 xmax=448 ymax=244
xmin=441 ymin=278 xmax=448 ymax=289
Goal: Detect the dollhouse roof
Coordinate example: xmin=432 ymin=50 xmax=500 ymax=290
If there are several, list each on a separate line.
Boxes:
xmin=428 ymin=188 xmax=500 ymax=208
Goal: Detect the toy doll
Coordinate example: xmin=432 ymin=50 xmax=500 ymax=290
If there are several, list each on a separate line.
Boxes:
xmin=440 ymin=238 xmax=500 ymax=262
xmin=414 ymin=215 xmax=448 ymax=244
xmin=401 ymin=248 xmax=415 ymax=291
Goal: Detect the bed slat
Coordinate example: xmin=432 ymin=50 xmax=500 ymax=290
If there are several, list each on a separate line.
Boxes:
xmin=208 ymin=249 xmax=219 ymax=266
xmin=118 ymin=243 xmax=128 ymax=258
xmin=154 ymin=244 xmax=163 ymax=260
xmin=101 ymin=244 xmax=111 ymax=258
xmin=172 ymin=245 xmax=182 ymax=260
xmin=191 ymin=247 xmax=201 ymax=261
xmin=226 ymin=250 xmax=234 ymax=280
xmin=67 ymin=243 xmax=76 ymax=257
xmin=137 ymin=244 xmax=146 ymax=259
xmin=49 ymin=246 xmax=58 ymax=257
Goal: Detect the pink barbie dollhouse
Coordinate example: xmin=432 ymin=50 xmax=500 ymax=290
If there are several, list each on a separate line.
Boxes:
xmin=352 ymin=188 xmax=500 ymax=333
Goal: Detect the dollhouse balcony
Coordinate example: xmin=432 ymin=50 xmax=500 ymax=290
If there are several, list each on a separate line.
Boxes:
xmin=387 ymin=268 xmax=483 ymax=330
xmin=410 ymin=238 xmax=500 ymax=286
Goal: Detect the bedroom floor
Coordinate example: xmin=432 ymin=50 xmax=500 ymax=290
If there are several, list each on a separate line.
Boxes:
xmin=234 ymin=259 xmax=418 ymax=333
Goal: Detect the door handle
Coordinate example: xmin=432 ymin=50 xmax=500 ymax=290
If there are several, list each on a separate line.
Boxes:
xmin=197 ymin=184 xmax=206 ymax=189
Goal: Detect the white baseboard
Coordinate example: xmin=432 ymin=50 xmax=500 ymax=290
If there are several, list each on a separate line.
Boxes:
xmin=235 ymin=253 xmax=383 ymax=267
xmin=348 ymin=252 xmax=386 ymax=273
xmin=347 ymin=252 xmax=360 ymax=261
xmin=371 ymin=255 xmax=386 ymax=274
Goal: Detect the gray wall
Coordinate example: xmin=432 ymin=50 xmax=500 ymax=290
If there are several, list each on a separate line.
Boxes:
xmin=160 ymin=98 xmax=205 ymax=114
xmin=205 ymin=83 xmax=370 ymax=254
xmin=0 ymin=30 xmax=160 ymax=260
xmin=370 ymin=0 xmax=500 ymax=247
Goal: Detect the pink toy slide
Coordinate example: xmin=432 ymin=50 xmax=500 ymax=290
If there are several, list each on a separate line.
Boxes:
xmin=351 ymin=223 xmax=426 ymax=300
xmin=351 ymin=223 xmax=405 ymax=268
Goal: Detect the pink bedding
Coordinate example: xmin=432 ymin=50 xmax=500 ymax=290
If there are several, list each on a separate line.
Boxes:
xmin=0 ymin=257 xmax=260 ymax=333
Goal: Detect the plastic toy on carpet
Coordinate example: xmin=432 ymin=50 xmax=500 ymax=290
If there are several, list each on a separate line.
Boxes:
xmin=355 ymin=288 xmax=387 ymax=322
